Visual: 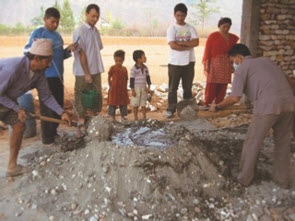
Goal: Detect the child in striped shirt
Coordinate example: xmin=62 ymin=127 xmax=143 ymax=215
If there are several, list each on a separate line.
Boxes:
xmin=130 ymin=50 xmax=152 ymax=121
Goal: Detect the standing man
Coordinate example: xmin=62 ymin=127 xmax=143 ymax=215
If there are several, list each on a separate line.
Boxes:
xmin=0 ymin=39 xmax=71 ymax=177
xmin=166 ymin=3 xmax=199 ymax=118
xmin=73 ymin=3 xmax=104 ymax=122
xmin=210 ymin=44 xmax=295 ymax=188
xmin=24 ymin=7 xmax=76 ymax=146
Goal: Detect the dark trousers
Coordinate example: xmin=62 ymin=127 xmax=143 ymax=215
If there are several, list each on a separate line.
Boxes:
xmin=108 ymin=105 xmax=127 ymax=117
xmin=167 ymin=62 xmax=195 ymax=113
xmin=40 ymin=77 xmax=64 ymax=144
xmin=204 ymin=83 xmax=228 ymax=106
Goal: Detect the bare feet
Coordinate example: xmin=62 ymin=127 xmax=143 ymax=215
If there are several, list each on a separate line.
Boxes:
xmin=6 ymin=165 xmax=28 ymax=177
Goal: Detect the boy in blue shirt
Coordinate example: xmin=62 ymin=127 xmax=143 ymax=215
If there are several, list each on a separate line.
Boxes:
xmin=24 ymin=7 xmax=76 ymax=146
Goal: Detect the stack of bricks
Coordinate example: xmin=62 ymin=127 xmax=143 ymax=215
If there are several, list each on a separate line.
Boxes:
xmin=257 ymin=0 xmax=295 ymax=75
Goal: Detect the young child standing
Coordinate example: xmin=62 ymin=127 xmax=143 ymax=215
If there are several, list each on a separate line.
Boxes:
xmin=130 ymin=50 xmax=152 ymax=121
xmin=108 ymin=50 xmax=129 ymax=121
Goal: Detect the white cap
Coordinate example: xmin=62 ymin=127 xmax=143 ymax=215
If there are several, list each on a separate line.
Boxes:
xmin=29 ymin=38 xmax=53 ymax=56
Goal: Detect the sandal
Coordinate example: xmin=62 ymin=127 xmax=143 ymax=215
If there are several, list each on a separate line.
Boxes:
xmin=6 ymin=165 xmax=28 ymax=177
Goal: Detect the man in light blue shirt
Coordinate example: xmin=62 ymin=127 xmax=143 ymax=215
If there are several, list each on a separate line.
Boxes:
xmin=73 ymin=4 xmax=104 ymax=121
xmin=0 ymin=39 xmax=71 ymax=177
xmin=24 ymin=7 xmax=76 ymax=145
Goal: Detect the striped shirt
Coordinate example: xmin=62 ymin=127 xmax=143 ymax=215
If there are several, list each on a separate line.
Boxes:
xmin=130 ymin=64 xmax=150 ymax=88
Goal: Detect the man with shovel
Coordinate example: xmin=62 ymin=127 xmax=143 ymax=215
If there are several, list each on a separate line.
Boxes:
xmin=209 ymin=44 xmax=295 ymax=188
xmin=0 ymin=39 xmax=71 ymax=177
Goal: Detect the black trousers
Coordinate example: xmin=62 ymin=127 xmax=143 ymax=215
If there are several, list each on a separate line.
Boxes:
xmin=167 ymin=62 xmax=195 ymax=113
xmin=40 ymin=77 xmax=64 ymax=144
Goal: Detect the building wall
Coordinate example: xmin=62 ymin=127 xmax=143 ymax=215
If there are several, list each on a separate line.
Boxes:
xmin=257 ymin=0 xmax=295 ymax=75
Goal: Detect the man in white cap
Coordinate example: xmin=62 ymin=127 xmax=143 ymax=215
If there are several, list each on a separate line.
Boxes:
xmin=0 ymin=38 xmax=71 ymax=177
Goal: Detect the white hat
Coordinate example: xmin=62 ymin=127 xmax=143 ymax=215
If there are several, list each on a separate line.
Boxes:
xmin=29 ymin=38 xmax=53 ymax=56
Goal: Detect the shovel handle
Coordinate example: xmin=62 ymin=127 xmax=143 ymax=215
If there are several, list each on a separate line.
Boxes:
xmin=29 ymin=113 xmax=78 ymax=127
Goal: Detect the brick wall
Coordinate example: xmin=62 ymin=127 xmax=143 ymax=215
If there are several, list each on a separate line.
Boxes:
xmin=257 ymin=0 xmax=295 ymax=75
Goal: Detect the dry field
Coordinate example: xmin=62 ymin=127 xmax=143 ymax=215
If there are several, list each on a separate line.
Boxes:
xmin=0 ymin=35 xmax=207 ymax=92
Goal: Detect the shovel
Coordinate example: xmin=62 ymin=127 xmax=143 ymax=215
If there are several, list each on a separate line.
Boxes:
xmin=28 ymin=113 xmax=85 ymax=137
xmin=28 ymin=113 xmax=78 ymax=127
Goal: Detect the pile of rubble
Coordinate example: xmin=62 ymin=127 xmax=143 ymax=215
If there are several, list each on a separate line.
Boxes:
xmin=1 ymin=116 xmax=294 ymax=221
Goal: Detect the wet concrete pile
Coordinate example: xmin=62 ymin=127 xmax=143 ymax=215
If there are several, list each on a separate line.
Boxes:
xmin=1 ymin=116 xmax=295 ymax=220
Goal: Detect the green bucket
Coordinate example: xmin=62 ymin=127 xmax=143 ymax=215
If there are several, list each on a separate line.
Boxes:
xmin=82 ymin=90 xmax=99 ymax=110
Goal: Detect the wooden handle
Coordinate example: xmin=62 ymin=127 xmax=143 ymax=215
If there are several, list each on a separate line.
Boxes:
xmin=30 ymin=113 xmax=78 ymax=127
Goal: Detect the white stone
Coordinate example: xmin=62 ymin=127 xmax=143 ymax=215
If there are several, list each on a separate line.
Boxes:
xmin=89 ymin=217 xmax=98 ymax=221
xmin=142 ymin=214 xmax=153 ymax=220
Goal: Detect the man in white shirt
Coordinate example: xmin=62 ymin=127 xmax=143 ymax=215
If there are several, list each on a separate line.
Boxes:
xmin=166 ymin=3 xmax=199 ymax=118
xmin=73 ymin=3 xmax=104 ymax=120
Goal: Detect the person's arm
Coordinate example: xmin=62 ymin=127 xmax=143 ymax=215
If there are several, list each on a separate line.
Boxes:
xmin=108 ymin=68 xmax=112 ymax=87
xmin=0 ymin=68 xmax=20 ymax=112
xmin=209 ymin=96 xmax=241 ymax=112
xmin=169 ymin=41 xmax=192 ymax=51
xmin=78 ymin=49 xmax=93 ymax=83
xmin=178 ymin=38 xmax=199 ymax=47
xmin=202 ymin=33 xmax=214 ymax=73
xmin=130 ymin=78 xmax=136 ymax=97
xmin=286 ymin=76 xmax=295 ymax=88
xmin=63 ymin=41 xmax=78 ymax=59
xmin=210 ymin=63 xmax=246 ymax=112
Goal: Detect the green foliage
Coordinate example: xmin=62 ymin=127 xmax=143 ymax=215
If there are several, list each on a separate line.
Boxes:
xmin=0 ymin=24 xmax=10 ymax=35
xmin=60 ymin=0 xmax=75 ymax=32
xmin=196 ymin=0 xmax=220 ymax=31
xmin=111 ymin=18 xmax=124 ymax=30
xmin=0 ymin=23 xmax=33 ymax=35
xmin=53 ymin=0 xmax=62 ymax=13
xmin=31 ymin=6 xmax=45 ymax=27
xmin=100 ymin=11 xmax=125 ymax=35
xmin=188 ymin=0 xmax=219 ymax=33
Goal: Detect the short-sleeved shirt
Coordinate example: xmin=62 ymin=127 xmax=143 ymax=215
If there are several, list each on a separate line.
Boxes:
xmin=73 ymin=22 xmax=104 ymax=76
xmin=231 ymin=56 xmax=295 ymax=115
xmin=130 ymin=64 xmax=149 ymax=88
xmin=24 ymin=27 xmax=71 ymax=78
xmin=167 ymin=23 xmax=199 ymax=66
xmin=0 ymin=56 xmax=63 ymax=115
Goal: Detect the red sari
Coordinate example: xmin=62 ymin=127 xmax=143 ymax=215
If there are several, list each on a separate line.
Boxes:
xmin=202 ymin=31 xmax=239 ymax=105
xmin=108 ymin=65 xmax=130 ymax=106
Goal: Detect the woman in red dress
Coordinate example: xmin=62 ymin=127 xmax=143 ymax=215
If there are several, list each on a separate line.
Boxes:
xmin=108 ymin=50 xmax=130 ymax=121
xmin=202 ymin=17 xmax=239 ymax=106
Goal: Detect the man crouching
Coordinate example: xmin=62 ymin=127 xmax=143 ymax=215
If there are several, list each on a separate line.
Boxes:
xmin=0 ymin=39 xmax=71 ymax=177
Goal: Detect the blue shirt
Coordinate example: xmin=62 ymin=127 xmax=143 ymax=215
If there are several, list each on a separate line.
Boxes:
xmin=24 ymin=27 xmax=71 ymax=78
xmin=0 ymin=56 xmax=63 ymax=115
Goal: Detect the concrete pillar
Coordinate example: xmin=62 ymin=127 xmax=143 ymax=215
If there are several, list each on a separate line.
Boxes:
xmin=241 ymin=0 xmax=261 ymax=57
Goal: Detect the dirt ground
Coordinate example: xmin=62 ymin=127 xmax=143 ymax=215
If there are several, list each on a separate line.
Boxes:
xmin=0 ymin=36 xmax=295 ymax=220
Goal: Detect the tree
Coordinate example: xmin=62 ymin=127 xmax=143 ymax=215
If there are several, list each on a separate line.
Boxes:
xmin=31 ymin=6 xmax=45 ymax=27
xmin=14 ymin=22 xmax=26 ymax=34
xmin=111 ymin=18 xmax=124 ymax=31
xmin=60 ymin=0 xmax=75 ymax=32
xmin=195 ymin=0 xmax=219 ymax=32
xmin=53 ymin=0 xmax=62 ymax=13
xmin=78 ymin=7 xmax=86 ymax=25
